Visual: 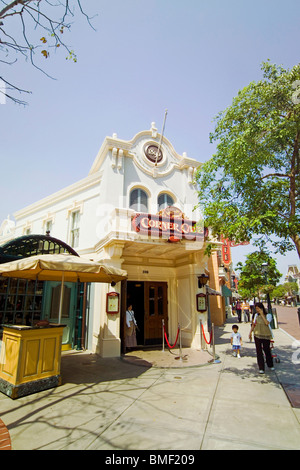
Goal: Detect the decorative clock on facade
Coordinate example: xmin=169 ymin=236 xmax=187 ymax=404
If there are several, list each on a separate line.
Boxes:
xmin=144 ymin=143 xmax=163 ymax=163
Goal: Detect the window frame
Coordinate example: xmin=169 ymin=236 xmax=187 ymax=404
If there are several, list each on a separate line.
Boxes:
xmin=157 ymin=193 xmax=175 ymax=211
xmin=70 ymin=210 xmax=80 ymax=248
xmin=129 ymin=188 xmax=149 ymax=213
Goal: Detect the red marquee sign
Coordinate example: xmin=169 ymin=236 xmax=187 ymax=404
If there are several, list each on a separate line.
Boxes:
xmin=131 ymin=208 xmax=207 ymax=242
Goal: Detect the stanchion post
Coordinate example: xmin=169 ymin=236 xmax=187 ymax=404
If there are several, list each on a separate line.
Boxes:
xmin=200 ymin=319 xmax=203 ymax=351
xmin=211 ymin=323 xmax=221 ymax=364
xmin=212 ymin=323 xmax=215 ymax=359
xmin=162 ymin=319 xmax=165 ymax=352
xmin=179 ymin=323 xmax=182 ymax=361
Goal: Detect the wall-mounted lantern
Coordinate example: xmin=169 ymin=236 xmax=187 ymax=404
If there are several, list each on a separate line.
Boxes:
xmin=198 ymin=273 xmax=209 ymax=288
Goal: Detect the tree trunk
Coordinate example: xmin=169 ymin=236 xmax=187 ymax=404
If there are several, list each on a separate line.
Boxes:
xmin=291 ymin=234 xmax=300 ymax=258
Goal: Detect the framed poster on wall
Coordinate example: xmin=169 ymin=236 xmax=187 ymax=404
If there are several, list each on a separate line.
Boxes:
xmin=106 ymin=292 xmax=120 ymax=314
xmin=196 ymin=293 xmax=207 ymax=312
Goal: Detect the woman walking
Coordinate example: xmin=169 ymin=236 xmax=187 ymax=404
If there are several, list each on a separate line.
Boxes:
xmin=249 ymin=302 xmax=274 ymax=374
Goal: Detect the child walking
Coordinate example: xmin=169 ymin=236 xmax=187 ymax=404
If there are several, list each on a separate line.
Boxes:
xmin=231 ymin=324 xmax=243 ymax=358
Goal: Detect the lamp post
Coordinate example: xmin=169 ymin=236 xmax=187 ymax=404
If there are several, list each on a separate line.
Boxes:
xmin=261 ymin=262 xmax=275 ymax=329
xmin=198 ymin=273 xmax=209 ymax=350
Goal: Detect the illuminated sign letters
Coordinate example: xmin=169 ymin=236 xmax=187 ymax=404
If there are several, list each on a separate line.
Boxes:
xmin=131 ymin=211 xmax=205 ymax=242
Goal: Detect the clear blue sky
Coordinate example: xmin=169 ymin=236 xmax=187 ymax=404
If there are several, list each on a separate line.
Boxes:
xmin=0 ymin=0 xmax=299 ymax=278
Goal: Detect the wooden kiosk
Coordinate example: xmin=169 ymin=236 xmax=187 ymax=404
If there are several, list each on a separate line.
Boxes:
xmin=0 ymin=324 xmax=65 ymax=399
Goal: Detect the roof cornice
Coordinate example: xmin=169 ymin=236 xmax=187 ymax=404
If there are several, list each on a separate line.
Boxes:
xmin=14 ymin=172 xmax=102 ymax=220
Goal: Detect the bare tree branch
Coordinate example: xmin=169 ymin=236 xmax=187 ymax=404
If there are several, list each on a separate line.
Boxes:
xmin=0 ymin=0 xmax=96 ymax=104
xmin=0 ymin=1 xmax=33 ymax=20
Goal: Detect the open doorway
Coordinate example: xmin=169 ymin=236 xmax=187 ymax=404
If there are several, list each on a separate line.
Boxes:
xmin=126 ymin=282 xmax=145 ymax=345
xmin=126 ymin=281 xmax=168 ymax=347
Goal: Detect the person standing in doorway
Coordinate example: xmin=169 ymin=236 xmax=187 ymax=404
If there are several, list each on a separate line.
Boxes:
xmin=249 ymin=302 xmax=274 ymax=374
xmin=125 ymin=304 xmax=137 ymax=350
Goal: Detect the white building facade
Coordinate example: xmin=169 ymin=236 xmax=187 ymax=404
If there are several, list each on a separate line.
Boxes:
xmin=0 ymin=124 xmax=218 ymax=357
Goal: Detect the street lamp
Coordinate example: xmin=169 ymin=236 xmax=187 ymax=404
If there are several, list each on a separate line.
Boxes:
xmin=261 ymin=262 xmax=275 ymax=328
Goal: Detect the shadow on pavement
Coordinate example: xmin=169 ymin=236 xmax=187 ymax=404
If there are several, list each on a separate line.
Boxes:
xmin=60 ymin=351 xmax=152 ymax=385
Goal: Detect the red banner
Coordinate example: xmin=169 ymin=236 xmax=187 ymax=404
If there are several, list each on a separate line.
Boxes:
xmin=221 ymin=236 xmax=250 ymax=265
xmin=221 ymin=236 xmax=232 ymax=265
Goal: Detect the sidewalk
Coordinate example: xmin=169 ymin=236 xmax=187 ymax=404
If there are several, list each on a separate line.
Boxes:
xmin=0 ymin=318 xmax=300 ymax=450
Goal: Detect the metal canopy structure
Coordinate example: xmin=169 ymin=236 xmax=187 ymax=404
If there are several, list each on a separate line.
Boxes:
xmin=0 ymin=234 xmax=79 ymax=264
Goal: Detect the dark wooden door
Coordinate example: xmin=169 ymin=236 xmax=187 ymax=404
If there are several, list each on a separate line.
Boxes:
xmin=144 ymin=282 xmax=168 ymax=345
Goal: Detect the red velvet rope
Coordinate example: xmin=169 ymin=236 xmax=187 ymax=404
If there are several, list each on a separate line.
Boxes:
xmin=201 ymin=323 xmax=212 ymax=345
xmin=163 ymin=324 xmax=180 ymax=349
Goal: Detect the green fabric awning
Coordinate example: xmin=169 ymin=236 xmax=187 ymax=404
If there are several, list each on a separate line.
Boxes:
xmin=222 ymin=285 xmax=232 ymax=297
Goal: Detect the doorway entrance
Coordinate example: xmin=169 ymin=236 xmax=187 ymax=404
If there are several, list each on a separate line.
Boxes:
xmin=126 ymin=281 xmax=168 ymax=347
xmin=42 ymin=281 xmax=77 ymax=350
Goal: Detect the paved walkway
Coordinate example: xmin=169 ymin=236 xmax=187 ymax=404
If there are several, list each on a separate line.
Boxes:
xmin=0 ymin=317 xmax=300 ymax=450
xmin=275 ymin=305 xmax=300 ymax=340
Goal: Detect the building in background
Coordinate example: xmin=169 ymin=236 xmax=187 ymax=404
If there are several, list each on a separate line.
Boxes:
xmin=285 ymin=265 xmax=300 ymax=304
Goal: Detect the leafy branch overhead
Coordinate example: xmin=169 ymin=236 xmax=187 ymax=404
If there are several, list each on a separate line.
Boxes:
xmin=196 ymin=61 xmax=300 ymax=257
xmin=0 ymin=0 xmax=95 ymax=104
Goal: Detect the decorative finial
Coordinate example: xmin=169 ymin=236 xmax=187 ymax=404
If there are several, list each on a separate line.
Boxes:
xmin=151 ymin=122 xmax=157 ymax=138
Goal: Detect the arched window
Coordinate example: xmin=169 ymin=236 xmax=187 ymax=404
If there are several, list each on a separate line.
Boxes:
xmin=130 ymin=188 xmax=148 ymax=212
xmin=157 ymin=193 xmax=174 ymax=211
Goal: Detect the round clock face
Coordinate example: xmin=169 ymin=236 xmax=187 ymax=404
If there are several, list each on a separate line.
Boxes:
xmin=144 ymin=143 xmax=163 ymax=163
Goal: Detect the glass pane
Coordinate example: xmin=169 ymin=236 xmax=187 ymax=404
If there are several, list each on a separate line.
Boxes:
xmin=158 ymin=286 xmax=163 ymax=315
xmin=46 ymin=220 xmax=53 ymax=233
xmin=139 ymin=190 xmax=148 ymax=212
xmin=71 ymin=228 xmax=80 ymax=248
xmin=16 ymin=295 xmax=25 ymax=312
xmin=50 ymin=285 xmax=70 ymax=319
xmin=149 ymin=287 xmax=155 ymax=316
xmin=17 ymin=279 xmax=26 ymax=294
xmin=36 ymin=281 xmax=43 ymax=296
xmin=27 ymin=281 xmax=35 ymax=294
xmin=0 ymin=279 xmax=9 ymax=294
xmin=130 ymin=189 xmax=138 ymax=208
xmin=9 ymin=279 xmax=18 ymax=294
xmin=158 ymin=193 xmax=174 ymax=211
xmin=24 ymin=295 xmax=34 ymax=312
xmin=130 ymin=189 xmax=148 ymax=212
xmin=72 ymin=211 xmax=80 ymax=229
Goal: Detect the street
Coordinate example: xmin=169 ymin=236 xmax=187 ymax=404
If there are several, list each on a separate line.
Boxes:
xmin=1 ymin=316 xmax=300 ymax=450
xmin=273 ymin=305 xmax=300 ymax=340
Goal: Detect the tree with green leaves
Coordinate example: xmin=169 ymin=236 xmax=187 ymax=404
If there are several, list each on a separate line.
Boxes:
xmin=0 ymin=0 xmax=95 ymax=104
xmin=270 ymin=284 xmax=287 ymax=300
xmin=236 ymin=250 xmax=282 ymax=299
xmin=283 ymin=281 xmax=298 ymax=296
xmin=196 ymin=61 xmax=300 ymax=257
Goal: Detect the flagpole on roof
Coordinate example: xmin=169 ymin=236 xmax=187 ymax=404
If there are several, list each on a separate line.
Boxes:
xmin=154 ymin=109 xmax=168 ymax=167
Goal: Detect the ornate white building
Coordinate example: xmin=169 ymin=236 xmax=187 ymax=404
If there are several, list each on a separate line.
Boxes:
xmin=0 ymin=124 xmax=224 ymax=357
